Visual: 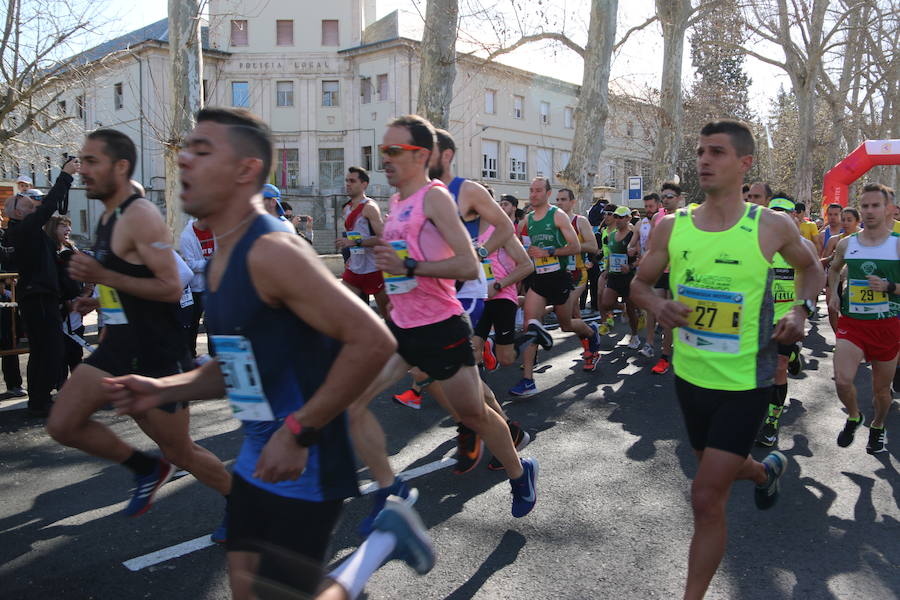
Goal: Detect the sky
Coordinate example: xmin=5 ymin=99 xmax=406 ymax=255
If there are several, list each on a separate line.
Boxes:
xmin=100 ymin=0 xmax=788 ymax=118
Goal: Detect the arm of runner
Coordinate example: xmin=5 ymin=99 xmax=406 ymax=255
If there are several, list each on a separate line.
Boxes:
xmin=826 ymin=236 xmax=848 ymax=314
xmin=105 ymin=358 xmax=227 ymax=415
xmin=627 ymin=227 xmax=641 ymax=257
xmin=464 ymin=181 xmax=513 ymax=255
xmin=577 ymin=216 xmax=598 ymax=254
xmin=375 ymin=186 xmax=479 ymax=281
xmin=359 ymin=202 xmax=384 ymax=246
xmin=630 ymin=216 xmax=690 ymax=328
xmin=772 ymin=216 xmax=825 ymax=343
xmin=496 ymin=236 xmax=534 ymax=289
xmin=528 ymin=208 xmax=581 ymax=259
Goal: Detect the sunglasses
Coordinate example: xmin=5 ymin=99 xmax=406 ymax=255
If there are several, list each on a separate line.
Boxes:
xmin=661 ymin=193 xmax=677 ymax=199
xmin=614 ymin=214 xmax=629 ymax=219
xmin=378 ymin=144 xmax=428 ymax=157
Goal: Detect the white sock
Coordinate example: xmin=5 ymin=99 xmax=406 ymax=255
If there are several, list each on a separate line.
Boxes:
xmin=527 ymin=318 xmax=544 ymax=330
xmin=329 ymin=530 xmax=397 ymax=599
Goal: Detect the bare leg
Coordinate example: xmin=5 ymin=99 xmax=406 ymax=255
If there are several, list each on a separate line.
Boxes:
xmin=833 ymin=338 xmax=864 ymax=420
xmin=227 ymin=551 xmax=261 ymax=600
xmin=521 ymin=290 xmax=547 ymax=380
xmin=871 ymin=356 xmax=898 ymax=428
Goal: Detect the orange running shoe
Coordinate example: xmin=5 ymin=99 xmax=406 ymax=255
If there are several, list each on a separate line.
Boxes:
xmin=393 ymin=388 xmax=422 ymax=409
xmin=651 ymin=357 xmax=670 ymax=374
xmin=483 ymin=338 xmax=499 ymax=372
xmin=580 ymin=337 xmax=591 ymax=359
xmin=582 ymin=351 xmax=599 ymax=372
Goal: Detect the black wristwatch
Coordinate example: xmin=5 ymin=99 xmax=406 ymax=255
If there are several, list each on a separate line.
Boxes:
xmin=493 ymin=281 xmax=503 ymax=292
xmin=798 ymin=299 xmax=816 ymax=318
xmin=285 ymin=414 xmax=322 ymax=447
xmin=354 ymin=238 xmax=362 ymax=247
xmin=403 ymin=257 xmax=418 ymax=278
xmin=547 ymin=247 xmax=556 ymax=257
xmin=887 ymin=281 xmax=897 ymax=295
xmin=476 ymin=246 xmax=489 ymax=259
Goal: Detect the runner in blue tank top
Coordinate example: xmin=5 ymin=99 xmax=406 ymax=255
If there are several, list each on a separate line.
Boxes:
xmin=104 ymin=108 xmax=432 ymax=599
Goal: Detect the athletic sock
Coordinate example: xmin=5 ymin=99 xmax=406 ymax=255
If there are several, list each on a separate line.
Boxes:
xmin=847 ymin=415 xmax=861 ymax=423
xmin=775 ymin=383 xmax=788 ymax=407
xmin=329 ymin=530 xmax=398 ymax=599
xmin=122 ymin=450 xmax=158 ymax=476
xmin=661 ymin=354 xmax=670 ymax=361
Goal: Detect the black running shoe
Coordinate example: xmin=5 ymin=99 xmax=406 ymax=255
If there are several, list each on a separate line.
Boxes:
xmin=756 ymin=418 xmax=779 ymax=447
xmin=787 ymin=347 xmax=803 ymax=376
xmin=488 ymin=421 xmax=532 ymax=471
xmin=837 ymin=415 xmax=864 ymax=447
xmin=453 ymin=423 xmax=483 ymax=474
xmin=866 ymin=426 xmax=887 ymax=454
xmin=527 ymin=322 xmax=554 ymax=351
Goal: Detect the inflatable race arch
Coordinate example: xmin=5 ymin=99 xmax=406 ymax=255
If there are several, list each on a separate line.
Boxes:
xmin=822 ymin=139 xmax=900 ymax=209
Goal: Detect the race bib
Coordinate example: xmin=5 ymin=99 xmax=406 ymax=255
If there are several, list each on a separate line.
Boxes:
xmin=383 ymin=240 xmax=418 ymax=295
xmin=677 ymin=285 xmax=743 ymax=354
xmin=97 ymin=284 xmax=128 ymax=325
xmin=848 ymin=278 xmax=889 ymax=315
xmin=482 ymin=259 xmax=495 ymax=283
xmin=534 ymin=252 xmax=561 ymax=274
xmin=609 ymin=254 xmax=628 ymax=274
xmin=211 ymin=335 xmax=275 ymax=422
xmin=179 ymin=286 xmax=194 ymax=308
xmin=347 ymin=231 xmax=365 ymax=255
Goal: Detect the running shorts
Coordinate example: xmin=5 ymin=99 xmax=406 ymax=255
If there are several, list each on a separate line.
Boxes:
xmin=835 ymin=315 xmax=900 ymax=363
xmin=342 ymin=269 xmax=385 ymax=296
xmin=570 ymin=268 xmax=588 ymax=288
xmin=654 ymin=271 xmax=670 ymax=291
xmin=459 ymin=298 xmax=485 ymax=328
xmin=777 ymin=342 xmax=799 ymax=358
xmin=527 ymin=269 xmax=573 ymax=307
xmin=388 ymin=314 xmax=476 ymax=380
xmin=227 ymin=474 xmax=344 ymax=596
xmin=606 ymin=273 xmax=634 ymax=299
xmin=674 ymin=376 xmax=771 ymax=458
xmin=473 ymin=298 xmax=517 ymax=345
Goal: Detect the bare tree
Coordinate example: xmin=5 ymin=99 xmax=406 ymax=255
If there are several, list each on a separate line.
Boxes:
xmin=417 ymin=0 xmax=459 ymax=129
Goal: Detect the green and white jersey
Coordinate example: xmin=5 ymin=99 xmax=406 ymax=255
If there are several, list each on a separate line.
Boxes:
xmin=840 ymin=232 xmax=900 ymax=320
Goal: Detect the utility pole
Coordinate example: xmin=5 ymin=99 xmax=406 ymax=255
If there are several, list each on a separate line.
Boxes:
xmin=165 ymin=0 xmax=204 ymax=244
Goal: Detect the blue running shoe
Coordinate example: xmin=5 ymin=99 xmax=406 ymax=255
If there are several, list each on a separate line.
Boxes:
xmin=509 ymin=378 xmax=538 ymax=397
xmin=358 ymin=477 xmax=418 ymax=538
xmin=754 ymin=451 xmax=787 ymax=510
xmin=510 ymin=458 xmax=538 ymax=517
xmin=587 ymin=322 xmax=601 ymax=353
xmin=210 ymin=508 xmax=228 ymax=544
xmin=373 ymin=495 xmax=435 ymax=575
xmin=123 ymin=459 xmax=175 ymax=517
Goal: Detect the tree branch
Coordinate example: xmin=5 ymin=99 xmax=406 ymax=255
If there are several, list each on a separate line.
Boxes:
xmin=478 ymin=31 xmax=585 ymax=62
xmin=613 ymin=15 xmax=658 ymax=52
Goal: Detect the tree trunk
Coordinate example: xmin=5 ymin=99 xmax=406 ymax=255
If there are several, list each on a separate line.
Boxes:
xmin=165 ymin=0 xmax=204 ymax=244
xmin=559 ymin=0 xmax=618 ymax=213
xmin=416 ymin=0 xmax=458 ymax=129
xmin=651 ymin=0 xmax=691 ymax=188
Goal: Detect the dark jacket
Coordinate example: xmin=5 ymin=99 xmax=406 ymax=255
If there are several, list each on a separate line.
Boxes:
xmin=8 ymin=172 xmax=73 ymax=298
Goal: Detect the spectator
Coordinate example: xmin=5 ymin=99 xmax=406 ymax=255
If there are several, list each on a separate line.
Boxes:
xmin=179 ymin=218 xmax=214 ymax=356
xmin=0 ymin=207 xmax=24 ymax=400
xmin=14 ymin=175 xmax=32 ymax=195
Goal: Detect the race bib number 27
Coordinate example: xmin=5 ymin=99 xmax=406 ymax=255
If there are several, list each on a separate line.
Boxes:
xmin=677 ymin=285 xmax=743 ymax=354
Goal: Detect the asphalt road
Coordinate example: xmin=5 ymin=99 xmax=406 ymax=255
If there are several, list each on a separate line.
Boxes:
xmin=1 ymin=311 xmax=898 ymax=600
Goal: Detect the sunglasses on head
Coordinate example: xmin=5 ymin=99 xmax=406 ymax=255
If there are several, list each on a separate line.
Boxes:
xmin=378 ymin=144 xmax=428 ymax=157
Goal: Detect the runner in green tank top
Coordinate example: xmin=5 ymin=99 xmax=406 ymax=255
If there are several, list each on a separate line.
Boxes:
xmin=827 ymin=183 xmax=900 ymax=455
xmin=629 ymin=120 xmax=823 ymax=600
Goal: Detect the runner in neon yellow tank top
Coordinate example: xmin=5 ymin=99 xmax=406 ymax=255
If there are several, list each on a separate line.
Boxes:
xmin=827 ymin=183 xmax=900 ymax=455
xmin=630 ymin=120 xmax=823 ymax=600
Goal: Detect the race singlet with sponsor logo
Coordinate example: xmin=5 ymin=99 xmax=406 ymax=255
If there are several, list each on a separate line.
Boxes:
xmin=840 ymin=232 xmax=899 ymax=319
xmin=211 ymin=335 xmax=275 ymax=422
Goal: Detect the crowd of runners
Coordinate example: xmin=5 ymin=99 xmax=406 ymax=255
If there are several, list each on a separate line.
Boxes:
xmin=18 ymin=108 xmax=898 ymax=600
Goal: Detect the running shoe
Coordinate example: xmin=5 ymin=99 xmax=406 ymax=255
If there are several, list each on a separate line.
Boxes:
xmin=358 ymin=477 xmax=418 ymax=538
xmin=787 ymin=348 xmax=803 ymax=376
xmin=606 ymin=315 xmax=615 ymax=329
xmin=453 ymin=423 xmax=484 ymax=474
xmin=482 ymin=338 xmax=499 ymax=372
xmin=393 ymin=388 xmax=422 ymax=410
xmin=510 ymin=458 xmax=539 ymax=517
xmin=756 ymin=417 xmax=779 ymax=448
xmin=373 ymin=496 xmax=435 ymax=575
xmin=582 ymin=351 xmax=600 ymax=372
xmin=0 ymin=387 xmax=27 ymax=400
xmin=527 ymin=321 xmax=554 ymax=350
xmin=866 ymin=426 xmax=887 ymax=454
xmin=123 ymin=459 xmax=175 ymax=517
xmin=639 ymin=343 xmax=655 ymax=358
xmin=837 ymin=415 xmax=864 ymax=447
xmin=210 ymin=508 xmax=228 ymax=544
xmin=509 ymin=378 xmax=538 ymax=397
xmin=651 ymin=357 xmax=670 ymax=374
xmin=754 ymin=451 xmax=787 ymax=510
xmin=488 ymin=421 xmax=532 ymax=471
xmin=580 ymin=338 xmax=591 ymax=359
xmin=598 ymin=322 xmax=610 ymax=335
xmin=627 ymin=334 xmax=642 ymax=350
xmin=587 ymin=322 xmax=601 ymax=353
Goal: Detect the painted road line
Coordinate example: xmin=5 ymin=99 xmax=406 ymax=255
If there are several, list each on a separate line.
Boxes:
xmin=0 ymin=400 xmax=27 ymax=412
xmin=123 ymin=456 xmax=458 ymax=571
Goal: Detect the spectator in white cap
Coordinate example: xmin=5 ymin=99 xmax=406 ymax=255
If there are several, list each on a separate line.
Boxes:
xmin=15 ymin=175 xmax=33 ymax=194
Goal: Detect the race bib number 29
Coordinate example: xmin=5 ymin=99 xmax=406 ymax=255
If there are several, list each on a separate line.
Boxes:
xmin=848 ymin=279 xmax=889 ymax=315
xmin=211 ymin=335 xmax=275 ymax=422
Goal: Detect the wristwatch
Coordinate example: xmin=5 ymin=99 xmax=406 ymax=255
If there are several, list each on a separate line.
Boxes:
xmin=547 ymin=247 xmax=556 ymax=257
xmin=354 ymin=238 xmax=362 ymax=247
xmin=284 ymin=413 xmax=321 ymax=447
xmin=493 ymin=281 xmax=503 ymax=292
xmin=476 ymin=246 xmax=489 ymax=259
xmin=403 ymin=256 xmax=418 ymax=278
xmin=797 ymin=299 xmax=816 ymax=318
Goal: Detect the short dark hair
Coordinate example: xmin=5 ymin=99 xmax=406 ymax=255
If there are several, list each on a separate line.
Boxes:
xmin=751 ymin=181 xmax=773 ymax=199
xmin=280 ymin=201 xmax=293 ymax=212
xmin=604 ymin=203 xmax=618 ymax=213
xmin=742 ymin=183 xmax=750 ymax=193
xmin=387 ymin=114 xmax=436 ymax=164
xmin=348 ymin=166 xmax=369 ymax=184
xmin=794 ymin=202 xmax=807 ymax=212
xmin=643 ymin=192 xmax=661 ymax=203
xmin=534 ymin=176 xmax=551 ymax=192
xmin=434 ymin=128 xmax=456 ymax=156
xmin=827 ymin=203 xmax=843 ymax=211
xmin=842 ymin=207 xmax=860 ymax=221
xmin=861 ymin=182 xmax=890 ymax=204
xmin=196 ymin=107 xmax=273 ymax=187
xmin=699 ymin=119 xmax=755 ymax=157
xmin=87 ymin=129 xmax=137 ymax=178
xmin=661 ymin=181 xmax=682 ymax=195
xmin=500 ymin=194 xmax=518 ymax=207
xmin=558 ymin=188 xmax=575 ymax=201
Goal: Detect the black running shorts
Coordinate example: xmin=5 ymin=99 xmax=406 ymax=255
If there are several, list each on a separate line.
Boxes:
xmin=227 ymin=474 xmax=344 ymax=596
xmin=527 ymin=269 xmax=573 ymax=307
xmin=777 ymin=342 xmax=799 ymax=357
xmin=654 ymin=272 xmax=670 ymax=291
xmin=388 ymin=314 xmax=476 ymax=381
xmin=606 ymin=273 xmax=634 ymax=299
xmin=674 ymin=376 xmax=771 ymax=458
xmin=473 ymin=298 xmax=518 ymax=345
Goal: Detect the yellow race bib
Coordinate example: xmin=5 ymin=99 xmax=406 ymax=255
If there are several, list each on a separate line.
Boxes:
xmin=676 ymin=285 xmax=743 ymax=354
xmin=848 ymin=279 xmax=888 ymax=315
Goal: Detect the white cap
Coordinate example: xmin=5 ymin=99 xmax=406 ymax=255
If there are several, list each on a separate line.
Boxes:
xmin=15 ymin=175 xmax=32 ymax=185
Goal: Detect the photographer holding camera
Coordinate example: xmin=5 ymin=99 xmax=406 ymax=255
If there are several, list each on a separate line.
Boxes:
xmin=7 ymin=157 xmax=79 ymax=417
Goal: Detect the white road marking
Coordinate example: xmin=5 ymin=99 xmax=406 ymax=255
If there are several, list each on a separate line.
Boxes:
xmin=122 ymin=456 xmax=458 ymax=571
xmin=0 ymin=399 xmax=27 ymax=412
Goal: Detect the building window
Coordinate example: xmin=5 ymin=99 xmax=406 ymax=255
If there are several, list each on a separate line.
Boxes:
xmin=322 ymin=20 xmax=339 ymax=46
xmin=540 ymin=101 xmax=550 ymax=125
xmin=513 ymin=95 xmax=524 ymax=119
xmin=276 ymin=81 xmax=294 ymax=107
xmin=57 ymin=100 xmax=66 ymax=115
xmin=231 ymin=81 xmax=250 ymax=107
xmin=508 ymin=144 xmax=527 ymax=181
xmin=322 ymin=80 xmax=339 ymax=106
xmin=202 ymin=79 xmax=210 ymax=104
xmin=535 ymin=148 xmax=552 ymax=179
xmin=276 ymin=148 xmax=300 ymax=188
xmin=318 ymin=148 xmax=345 ymax=190
xmin=564 ymin=107 xmax=574 ymax=129
xmin=626 ymin=121 xmax=634 ymax=137
xmin=485 ymin=89 xmax=496 ymax=114
xmin=76 ymin=95 xmax=85 ymax=119
xmin=114 ymin=83 xmax=123 ymax=110
xmin=44 ymin=156 xmax=51 ymax=183
xmin=231 ymin=20 xmax=248 ymax=46
xmin=360 ymin=77 xmax=372 ymax=104
xmin=481 ymin=140 xmax=499 ymax=179
xmin=624 ymin=160 xmax=636 ymax=184
xmin=641 ymin=163 xmax=652 ymax=182
xmin=376 ymin=74 xmax=389 ymax=102
xmin=605 ymin=162 xmax=618 ymax=188
xmin=361 ymin=146 xmax=373 ymax=171
xmin=276 ymin=20 xmax=293 ymax=46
